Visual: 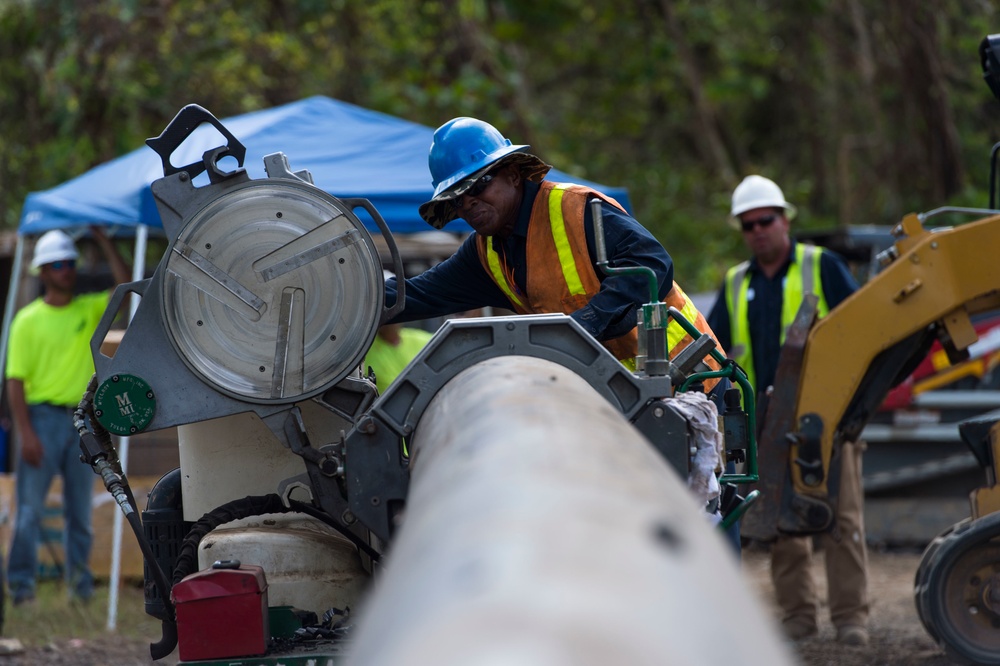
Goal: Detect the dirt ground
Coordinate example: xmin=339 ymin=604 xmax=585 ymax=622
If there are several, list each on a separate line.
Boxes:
xmin=0 ymin=547 xmax=965 ymax=665
xmin=743 ymin=544 xmax=962 ymax=666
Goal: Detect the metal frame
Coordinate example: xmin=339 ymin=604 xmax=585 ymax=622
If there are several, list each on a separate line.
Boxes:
xmin=344 ymin=313 xmax=674 ymax=541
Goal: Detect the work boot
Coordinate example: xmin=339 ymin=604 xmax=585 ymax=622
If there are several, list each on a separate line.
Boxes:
xmin=782 ymin=621 xmax=818 ymax=641
xmin=836 ymin=624 xmax=869 ymax=646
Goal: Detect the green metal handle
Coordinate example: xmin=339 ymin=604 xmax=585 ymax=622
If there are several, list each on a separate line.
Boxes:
xmin=669 ymin=305 xmax=758 ymax=485
xmin=591 ymin=198 xmax=660 ymax=299
xmin=665 ymin=306 xmax=727 ymax=365
xmin=679 ymin=364 xmax=758 ymax=485
xmin=720 ymin=489 xmax=760 ymax=531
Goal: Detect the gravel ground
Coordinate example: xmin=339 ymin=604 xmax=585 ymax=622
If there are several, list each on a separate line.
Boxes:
xmin=0 ymin=547 xmax=966 ymax=665
xmin=743 ymin=545 xmax=962 ymax=666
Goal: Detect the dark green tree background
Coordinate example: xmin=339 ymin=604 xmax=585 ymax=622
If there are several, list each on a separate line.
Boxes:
xmin=1 ymin=0 xmax=998 ymax=290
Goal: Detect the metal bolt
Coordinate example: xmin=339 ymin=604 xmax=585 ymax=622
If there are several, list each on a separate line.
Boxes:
xmin=276 ymin=212 xmax=283 ymax=218
xmin=146 ymin=391 xmax=154 ymax=399
xmin=370 ymin=496 xmax=381 ymax=507
xmin=358 ymin=417 xmax=376 ymax=435
xmin=506 ymin=322 xmax=515 ymax=331
xmin=319 ymin=456 xmax=340 ymax=476
xmin=196 ymin=320 xmax=203 ymax=326
xmin=339 ymin=258 xmax=345 ymax=264
xmin=653 ymin=406 xmax=665 ymax=418
xmin=130 ymin=426 xmax=138 ymax=434
xmin=341 ymin=510 xmax=356 ymax=525
xmin=803 ymin=473 xmax=818 ymax=486
xmin=112 ymin=375 xmax=120 ymax=382
xmin=259 ymin=366 xmax=266 ymax=372
xmin=179 ymin=172 xmax=189 ymax=182
xmin=930 ymin=241 xmax=938 ymax=249
xmin=95 ymin=409 xmax=103 ymax=417
xmin=205 ymin=243 xmax=212 ymax=250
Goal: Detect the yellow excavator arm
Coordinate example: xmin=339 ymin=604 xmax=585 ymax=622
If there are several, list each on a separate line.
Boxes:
xmin=742 ymin=211 xmax=1000 ymax=540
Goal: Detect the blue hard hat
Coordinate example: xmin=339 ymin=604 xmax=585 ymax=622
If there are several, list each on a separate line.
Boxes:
xmin=428 ymin=118 xmax=530 ymax=197
xmin=420 ymin=118 xmax=550 ymax=229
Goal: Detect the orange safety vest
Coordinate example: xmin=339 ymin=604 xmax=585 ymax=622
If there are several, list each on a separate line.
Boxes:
xmin=475 ymin=181 xmax=722 ymax=391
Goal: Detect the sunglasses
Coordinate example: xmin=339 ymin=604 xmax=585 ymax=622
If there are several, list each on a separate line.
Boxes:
xmin=47 ymin=260 xmax=76 ymax=271
xmin=740 ymin=214 xmax=779 ymax=232
xmin=451 ymin=172 xmax=498 ymax=211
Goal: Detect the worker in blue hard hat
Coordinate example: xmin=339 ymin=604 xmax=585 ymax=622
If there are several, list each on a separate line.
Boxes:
xmin=386 ymin=117 xmax=741 ymax=554
xmin=397 ymin=117 xmax=722 ymax=385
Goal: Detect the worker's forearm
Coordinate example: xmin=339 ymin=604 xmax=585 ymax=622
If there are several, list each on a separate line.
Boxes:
xmin=102 ymin=241 xmax=132 ymax=285
xmin=6 ymin=380 xmax=33 ymax=434
xmin=91 ymin=226 xmax=132 ymax=285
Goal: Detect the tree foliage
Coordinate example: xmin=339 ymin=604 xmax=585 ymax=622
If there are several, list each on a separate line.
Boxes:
xmin=2 ymin=0 xmax=999 ymax=290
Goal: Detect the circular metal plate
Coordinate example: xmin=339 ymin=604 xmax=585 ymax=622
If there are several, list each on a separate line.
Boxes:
xmin=94 ymin=374 xmax=157 ymax=435
xmin=160 ymin=180 xmax=383 ymax=403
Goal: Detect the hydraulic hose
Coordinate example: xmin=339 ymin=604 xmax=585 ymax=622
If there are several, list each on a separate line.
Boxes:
xmin=172 ymin=494 xmax=380 ymax=586
xmin=75 ymin=374 xmax=178 ymax=660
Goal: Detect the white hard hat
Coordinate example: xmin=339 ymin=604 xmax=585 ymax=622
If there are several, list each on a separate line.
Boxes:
xmin=30 ymin=230 xmax=79 ymax=273
xmin=729 ymin=175 xmax=797 ymax=228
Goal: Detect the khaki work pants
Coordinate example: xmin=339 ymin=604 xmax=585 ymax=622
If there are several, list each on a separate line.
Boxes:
xmin=770 ymin=440 xmax=869 ymax=631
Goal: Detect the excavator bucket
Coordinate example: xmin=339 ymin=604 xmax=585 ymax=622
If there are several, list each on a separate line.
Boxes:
xmin=739 ymin=295 xmax=819 ymax=541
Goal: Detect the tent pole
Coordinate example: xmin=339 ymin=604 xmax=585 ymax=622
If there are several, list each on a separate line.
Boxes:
xmin=0 ymin=235 xmax=27 ymax=415
xmin=107 ymin=223 xmax=149 ymax=631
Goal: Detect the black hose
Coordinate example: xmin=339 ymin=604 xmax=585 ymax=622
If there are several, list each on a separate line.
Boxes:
xmin=172 ymin=495 xmax=290 ymax=585
xmin=172 ymin=494 xmax=381 ymax=586
xmin=287 ymin=499 xmax=381 ymax=562
xmin=75 ymin=374 xmax=178 ymax=659
xmin=126 ymin=507 xmax=179 ymax=660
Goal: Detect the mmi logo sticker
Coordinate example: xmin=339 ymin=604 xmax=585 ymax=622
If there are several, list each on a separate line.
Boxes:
xmin=93 ymin=374 xmax=156 ymax=436
xmin=115 ymin=393 xmax=136 ymax=416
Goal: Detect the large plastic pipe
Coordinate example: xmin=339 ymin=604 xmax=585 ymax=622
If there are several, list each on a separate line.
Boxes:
xmin=348 ymin=356 xmax=793 ymax=666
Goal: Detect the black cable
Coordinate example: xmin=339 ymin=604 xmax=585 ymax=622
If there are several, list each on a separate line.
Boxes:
xmin=172 ymin=494 xmax=380 ymax=586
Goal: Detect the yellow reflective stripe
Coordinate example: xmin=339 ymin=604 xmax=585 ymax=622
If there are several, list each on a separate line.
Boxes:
xmin=780 ymin=244 xmax=829 ymax=343
xmin=725 ymin=261 xmax=755 ymax=391
xmin=666 ymin=296 xmax=701 ymax=351
xmin=549 ymin=184 xmax=587 ymax=296
xmin=485 ymin=240 xmax=524 ymax=309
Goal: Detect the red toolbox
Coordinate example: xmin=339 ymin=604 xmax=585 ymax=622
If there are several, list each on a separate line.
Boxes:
xmin=171 ymin=560 xmax=270 ymax=661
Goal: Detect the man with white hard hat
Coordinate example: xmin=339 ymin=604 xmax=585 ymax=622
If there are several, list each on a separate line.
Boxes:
xmin=5 ymin=226 xmax=129 ymax=606
xmin=707 ymin=176 xmax=870 ymax=646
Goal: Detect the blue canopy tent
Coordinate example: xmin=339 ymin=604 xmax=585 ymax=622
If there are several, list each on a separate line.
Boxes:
xmin=7 ymin=93 xmax=633 ymax=399
xmin=9 ymin=95 xmax=633 ymax=368
xmin=18 ymin=95 xmax=631 ymax=236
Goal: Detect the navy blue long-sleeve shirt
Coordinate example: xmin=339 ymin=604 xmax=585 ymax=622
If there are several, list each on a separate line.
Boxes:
xmin=706 ymin=241 xmax=858 ymax=394
xmin=386 ymin=180 xmax=674 ymax=342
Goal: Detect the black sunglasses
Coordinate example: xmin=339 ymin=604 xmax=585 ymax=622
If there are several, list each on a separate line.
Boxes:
xmin=465 ymin=171 xmax=498 ymax=197
xmin=740 ymin=214 xmax=779 ymax=232
xmin=451 ymin=171 xmax=498 ymax=210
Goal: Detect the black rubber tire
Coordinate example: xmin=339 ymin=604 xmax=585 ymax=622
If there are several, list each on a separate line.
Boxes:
xmin=916 ymin=512 xmax=1000 ymax=665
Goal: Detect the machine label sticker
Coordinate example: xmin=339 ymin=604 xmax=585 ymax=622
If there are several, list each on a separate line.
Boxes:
xmin=94 ymin=374 xmax=156 ymax=435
